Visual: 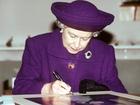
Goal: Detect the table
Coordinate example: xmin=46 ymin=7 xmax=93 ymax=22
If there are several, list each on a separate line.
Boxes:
xmin=1 ymin=91 xmax=140 ymax=105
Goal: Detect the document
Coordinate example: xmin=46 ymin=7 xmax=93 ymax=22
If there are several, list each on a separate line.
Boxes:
xmin=26 ymin=94 xmax=140 ymax=105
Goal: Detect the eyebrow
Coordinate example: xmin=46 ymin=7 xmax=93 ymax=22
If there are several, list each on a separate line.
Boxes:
xmin=68 ymin=31 xmax=92 ymax=38
xmin=68 ymin=31 xmax=78 ymax=37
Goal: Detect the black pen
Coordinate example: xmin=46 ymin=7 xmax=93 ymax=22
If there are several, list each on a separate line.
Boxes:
xmin=52 ymin=71 xmax=63 ymax=81
xmin=52 ymin=71 xmax=73 ymax=94
xmin=53 ymin=71 xmax=67 ymax=90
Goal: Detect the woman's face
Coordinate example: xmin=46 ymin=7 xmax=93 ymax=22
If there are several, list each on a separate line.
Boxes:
xmin=62 ymin=26 xmax=92 ymax=54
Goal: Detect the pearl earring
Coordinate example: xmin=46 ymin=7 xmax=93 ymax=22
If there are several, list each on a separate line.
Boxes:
xmin=60 ymin=28 xmax=63 ymax=33
xmin=93 ymin=33 xmax=98 ymax=37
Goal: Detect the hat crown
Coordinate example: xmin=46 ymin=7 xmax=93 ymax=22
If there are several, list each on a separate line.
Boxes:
xmin=65 ymin=0 xmax=98 ymax=17
xmin=51 ymin=0 xmax=114 ymax=32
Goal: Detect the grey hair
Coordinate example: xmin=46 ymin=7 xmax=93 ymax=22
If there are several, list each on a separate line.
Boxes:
xmin=56 ymin=20 xmax=65 ymax=29
xmin=56 ymin=19 xmax=101 ymax=37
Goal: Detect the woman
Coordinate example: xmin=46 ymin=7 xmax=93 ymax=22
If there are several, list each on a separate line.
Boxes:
xmin=13 ymin=0 xmax=127 ymax=95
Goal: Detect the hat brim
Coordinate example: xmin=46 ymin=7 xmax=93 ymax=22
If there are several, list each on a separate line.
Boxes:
xmin=51 ymin=2 xmax=114 ymax=32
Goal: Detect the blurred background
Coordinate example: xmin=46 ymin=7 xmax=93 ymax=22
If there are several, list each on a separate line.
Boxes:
xmin=0 ymin=0 xmax=140 ymax=95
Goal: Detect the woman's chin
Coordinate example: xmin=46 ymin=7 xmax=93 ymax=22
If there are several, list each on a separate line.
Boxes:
xmin=67 ymin=49 xmax=80 ymax=54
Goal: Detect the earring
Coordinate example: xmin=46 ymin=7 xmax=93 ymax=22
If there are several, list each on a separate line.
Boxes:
xmin=60 ymin=28 xmax=63 ymax=33
xmin=93 ymin=33 xmax=98 ymax=37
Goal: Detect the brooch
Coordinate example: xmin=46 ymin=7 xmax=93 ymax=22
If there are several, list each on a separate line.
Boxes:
xmin=85 ymin=51 xmax=92 ymax=59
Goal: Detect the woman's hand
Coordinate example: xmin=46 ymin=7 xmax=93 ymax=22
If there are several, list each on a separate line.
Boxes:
xmin=42 ymin=95 xmax=71 ymax=105
xmin=52 ymin=80 xmax=71 ymax=94
xmin=41 ymin=80 xmax=71 ymax=95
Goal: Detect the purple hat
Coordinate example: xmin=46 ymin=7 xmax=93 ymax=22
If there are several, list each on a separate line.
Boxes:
xmin=51 ymin=0 xmax=114 ymax=32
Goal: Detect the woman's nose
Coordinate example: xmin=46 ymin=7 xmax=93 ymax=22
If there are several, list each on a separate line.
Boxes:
xmin=74 ymin=38 xmax=81 ymax=49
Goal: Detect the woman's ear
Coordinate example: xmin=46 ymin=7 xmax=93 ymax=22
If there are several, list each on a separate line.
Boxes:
xmin=60 ymin=28 xmax=64 ymax=33
xmin=56 ymin=20 xmax=65 ymax=33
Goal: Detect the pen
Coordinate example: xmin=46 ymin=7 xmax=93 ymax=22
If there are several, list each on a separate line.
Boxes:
xmin=53 ymin=71 xmax=67 ymax=90
xmin=52 ymin=71 xmax=73 ymax=94
xmin=52 ymin=71 xmax=63 ymax=81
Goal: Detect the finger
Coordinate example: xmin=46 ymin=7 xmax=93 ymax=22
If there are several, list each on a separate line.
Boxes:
xmin=52 ymin=80 xmax=66 ymax=94
xmin=59 ymin=81 xmax=71 ymax=92
xmin=54 ymin=80 xmax=70 ymax=91
xmin=52 ymin=85 xmax=68 ymax=94
xmin=54 ymin=83 xmax=69 ymax=94
xmin=52 ymin=80 xmax=71 ymax=94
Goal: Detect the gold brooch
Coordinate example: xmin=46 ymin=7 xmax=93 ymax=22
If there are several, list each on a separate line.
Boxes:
xmin=68 ymin=62 xmax=75 ymax=70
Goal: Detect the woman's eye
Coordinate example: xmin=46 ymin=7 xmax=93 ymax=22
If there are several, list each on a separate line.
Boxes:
xmin=70 ymin=35 xmax=76 ymax=38
xmin=82 ymin=37 xmax=90 ymax=41
xmin=82 ymin=38 xmax=88 ymax=41
xmin=68 ymin=32 xmax=76 ymax=38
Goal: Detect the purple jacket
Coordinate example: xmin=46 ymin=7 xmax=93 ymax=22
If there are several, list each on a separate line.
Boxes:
xmin=13 ymin=29 xmax=127 ymax=94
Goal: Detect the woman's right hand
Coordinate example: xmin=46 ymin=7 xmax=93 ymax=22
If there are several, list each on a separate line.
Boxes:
xmin=41 ymin=80 xmax=71 ymax=95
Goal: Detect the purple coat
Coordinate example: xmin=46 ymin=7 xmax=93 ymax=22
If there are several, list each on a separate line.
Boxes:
xmin=13 ymin=29 xmax=127 ymax=94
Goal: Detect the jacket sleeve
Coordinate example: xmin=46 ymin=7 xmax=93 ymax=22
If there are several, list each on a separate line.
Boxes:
xmin=12 ymin=38 xmax=46 ymax=94
xmin=102 ymin=46 xmax=128 ymax=93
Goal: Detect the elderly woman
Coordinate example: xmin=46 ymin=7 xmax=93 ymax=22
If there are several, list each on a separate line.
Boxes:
xmin=13 ymin=0 xmax=127 ymax=95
